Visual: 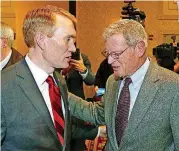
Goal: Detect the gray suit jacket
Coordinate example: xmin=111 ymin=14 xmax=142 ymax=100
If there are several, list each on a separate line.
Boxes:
xmin=69 ymin=62 xmax=179 ymax=151
xmin=1 ymin=59 xmax=71 ymax=151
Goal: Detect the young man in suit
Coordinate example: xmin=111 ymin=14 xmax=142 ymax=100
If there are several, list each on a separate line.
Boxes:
xmin=0 ymin=22 xmax=23 ymax=70
xmin=69 ymin=19 xmax=179 ymax=151
xmin=1 ymin=5 xmax=80 ymax=151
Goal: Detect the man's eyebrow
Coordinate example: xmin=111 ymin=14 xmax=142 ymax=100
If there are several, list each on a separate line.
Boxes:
xmin=65 ymin=35 xmax=76 ymax=39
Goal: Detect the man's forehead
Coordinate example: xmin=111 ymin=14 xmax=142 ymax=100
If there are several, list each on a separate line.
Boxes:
xmin=108 ymin=34 xmax=125 ymax=41
xmin=105 ymin=35 xmax=129 ymax=52
xmin=53 ymin=25 xmax=76 ymax=38
xmin=52 ymin=14 xmax=76 ymax=37
xmin=55 ymin=14 xmax=74 ymax=28
xmin=106 ymin=34 xmax=126 ymax=45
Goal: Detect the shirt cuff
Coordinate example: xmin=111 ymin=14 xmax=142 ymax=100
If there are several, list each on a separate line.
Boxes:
xmin=79 ymin=68 xmax=88 ymax=79
xmin=97 ymin=126 xmax=100 ymax=137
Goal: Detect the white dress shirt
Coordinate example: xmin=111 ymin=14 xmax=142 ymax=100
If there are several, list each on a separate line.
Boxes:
xmin=79 ymin=69 xmax=88 ymax=79
xmin=0 ymin=49 xmax=12 ymax=71
xmin=118 ymin=58 xmax=150 ymax=119
xmin=25 ymin=55 xmax=65 ymax=123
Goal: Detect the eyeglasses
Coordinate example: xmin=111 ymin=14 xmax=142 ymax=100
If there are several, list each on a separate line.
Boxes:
xmin=102 ymin=46 xmax=130 ymax=60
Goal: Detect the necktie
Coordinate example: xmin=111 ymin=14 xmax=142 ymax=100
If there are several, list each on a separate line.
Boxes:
xmin=115 ymin=77 xmax=132 ymax=146
xmin=46 ymin=75 xmax=65 ymax=145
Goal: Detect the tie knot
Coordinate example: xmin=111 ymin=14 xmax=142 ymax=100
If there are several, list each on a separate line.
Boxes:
xmin=124 ymin=77 xmax=132 ymax=87
xmin=46 ymin=75 xmax=55 ymax=85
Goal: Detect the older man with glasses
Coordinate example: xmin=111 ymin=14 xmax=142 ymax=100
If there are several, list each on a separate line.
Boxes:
xmin=69 ymin=19 xmax=179 ymax=151
xmin=0 ymin=22 xmax=23 ymax=70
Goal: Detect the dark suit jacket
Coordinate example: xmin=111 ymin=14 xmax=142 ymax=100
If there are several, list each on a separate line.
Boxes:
xmin=66 ymin=53 xmax=95 ymax=99
xmin=1 ymin=59 xmax=71 ymax=151
xmin=69 ymin=62 xmax=179 ymax=151
xmin=95 ymin=58 xmax=113 ymax=88
xmin=65 ymin=53 xmax=98 ymax=151
xmin=3 ymin=47 xmax=23 ymax=70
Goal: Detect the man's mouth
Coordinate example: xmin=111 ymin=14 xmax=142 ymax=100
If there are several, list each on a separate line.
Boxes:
xmin=112 ymin=66 xmax=119 ymax=71
xmin=66 ymin=56 xmax=71 ymax=59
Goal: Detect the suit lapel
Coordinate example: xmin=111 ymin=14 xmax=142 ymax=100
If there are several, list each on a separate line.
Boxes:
xmin=119 ymin=62 xmax=161 ymax=150
xmin=108 ymin=76 xmax=121 ymax=150
xmin=54 ymin=71 xmax=70 ymax=147
xmin=54 ymin=71 xmax=69 ymax=119
xmin=5 ymin=48 xmax=23 ymax=69
xmin=16 ymin=59 xmax=58 ymax=138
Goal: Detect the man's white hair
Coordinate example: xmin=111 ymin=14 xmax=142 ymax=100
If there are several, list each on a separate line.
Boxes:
xmin=1 ymin=22 xmax=14 ymax=47
xmin=103 ymin=19 xmax=148 ymax=47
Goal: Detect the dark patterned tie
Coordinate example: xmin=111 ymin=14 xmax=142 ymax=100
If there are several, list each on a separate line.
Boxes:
xmin=46 ymin=75 xmax=65 ymax=145
xmin=115 ymin=77 xmax=132 ymax=146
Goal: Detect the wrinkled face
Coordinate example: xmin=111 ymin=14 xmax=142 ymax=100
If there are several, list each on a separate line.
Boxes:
xmin=106 ymin=34 xmax=139 ymax=79
xmin=42 ymin=15 xmax=76 ymax=69
xmin=0 ymin=37 xmax=7 ymax=49
xmin=0 ymin=38 xmax=3 ymax=49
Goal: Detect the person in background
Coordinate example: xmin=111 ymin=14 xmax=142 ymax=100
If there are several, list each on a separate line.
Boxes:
xmin=0 ymin=22 xmax=23 ymax=70
xmin=94 ymin=57 xmax=113 ymax=97
xmin=62 ymin=52 xmax=99 ymax=151
xmin=68 ymin=19 xmax=179 ymax=151
xmin=64 ymin=52 xmax=95 ymax=99
xmin=138 ymin=10 xmax=146 ymax=28
xmin=171 ymin=35 xmax=179 ymax=74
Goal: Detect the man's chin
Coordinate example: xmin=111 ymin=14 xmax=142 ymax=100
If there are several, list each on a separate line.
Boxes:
xmin=114 ymin=72 xmax=121 ymax=81
xmin=56 ymin=63 xmax=69 ymax=69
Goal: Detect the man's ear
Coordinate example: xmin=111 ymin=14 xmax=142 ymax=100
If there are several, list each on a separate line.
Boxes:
xmin=136 ymin=41 xmax=146 ymax=57
xmin=34 ymin=33 xmax=47 ymax=50
xmin=1 ymin=38 xmax=8 ymax=48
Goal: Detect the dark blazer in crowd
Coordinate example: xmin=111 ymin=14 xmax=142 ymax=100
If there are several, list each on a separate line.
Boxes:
xmin=65 ymin=53 xmax=98 ymax=151
xmin=66 ymin=53 xmax=95 ymax=99
xmin=3 ymin=47 xmax=23 ymax=70
xmin=95 ymin=58 xmax=113 ymax=88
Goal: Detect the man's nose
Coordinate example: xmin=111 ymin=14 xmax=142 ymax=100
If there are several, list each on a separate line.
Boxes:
xmin=70 ymin=43 xmax=76 ymax=52
xmin=108 ymin=55 xmax=114 ymax=64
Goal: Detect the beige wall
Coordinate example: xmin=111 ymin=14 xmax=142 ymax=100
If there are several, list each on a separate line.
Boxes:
xmin=1 ymin=1 xmax=69 ymax=55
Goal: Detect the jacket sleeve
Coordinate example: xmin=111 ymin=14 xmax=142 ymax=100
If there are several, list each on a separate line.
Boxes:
xmin=68 ymin=93 xmax=105 ymax=125
xmin=82 ymin=54 xmax=95 ymax=85
xmin=170 ymin=80 xmax=179 ymax=150
xmin=71 ymin=117 xmax=98 ymax=140
xmin=1 ymin=105 xmax=6 ymax=145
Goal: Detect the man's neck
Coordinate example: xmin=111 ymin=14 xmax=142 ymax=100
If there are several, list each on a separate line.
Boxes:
xmin=28 ymin=48 xmax=55 ymax=74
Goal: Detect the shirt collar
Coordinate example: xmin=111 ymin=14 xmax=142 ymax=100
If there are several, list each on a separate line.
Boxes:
xmin=130 ymin=58 xmax=150 ymax=89
xmin=0 ymin=49 xmax=12 ymax=70
xmin=25 ymin=54 xmax=49 ymax=87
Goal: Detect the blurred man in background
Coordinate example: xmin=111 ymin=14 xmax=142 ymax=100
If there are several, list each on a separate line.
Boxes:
xmin=0 ymin=22 xmax=22 ymax=70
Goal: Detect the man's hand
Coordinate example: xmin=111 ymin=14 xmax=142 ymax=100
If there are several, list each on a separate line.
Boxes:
xmin=70 ymin=54 xmax=86 ymax=72
xmin=94 ymin=86 xmax=99 ymax=93
xmin=174 ymin=61 xmax=179 ymax=73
